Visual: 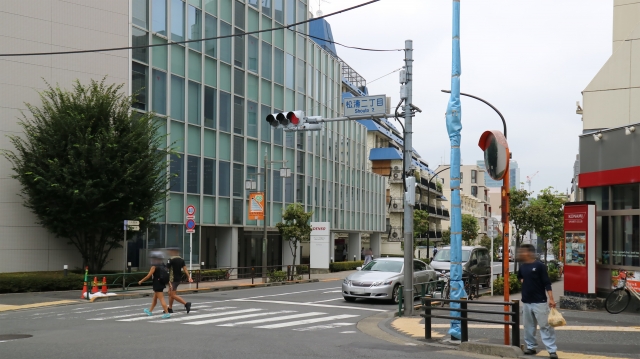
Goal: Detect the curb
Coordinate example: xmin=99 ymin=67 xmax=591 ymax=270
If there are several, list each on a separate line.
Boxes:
xmin=90 ymin=279 xmax=320 ymax=302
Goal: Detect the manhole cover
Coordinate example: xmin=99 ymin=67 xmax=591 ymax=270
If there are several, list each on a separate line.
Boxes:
xmin=0 ymin=334 xmax=32 ymax=342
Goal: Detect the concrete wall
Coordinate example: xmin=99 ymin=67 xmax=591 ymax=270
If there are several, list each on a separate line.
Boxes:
xmin=0 ymin=0 xmax=130 ymax=272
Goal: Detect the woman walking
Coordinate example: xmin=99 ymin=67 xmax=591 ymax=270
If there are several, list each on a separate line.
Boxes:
xmin=138 ymin=251 xmax=171 ymax=319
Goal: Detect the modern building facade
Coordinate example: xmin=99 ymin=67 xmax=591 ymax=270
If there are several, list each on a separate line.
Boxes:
xmin=576 ymin=0 xmax=640 ymax=293
xmin=436 ymin=164 xmax=491 ymax=243
xmin=0 ymin=0 xmax=387 ymax=273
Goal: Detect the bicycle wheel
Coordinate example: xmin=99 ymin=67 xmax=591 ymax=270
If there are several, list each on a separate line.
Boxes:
xmin=441 ymin=283 xmax=450 ymax=307
xmin=605 ymin=289 xmax=631 ymax=314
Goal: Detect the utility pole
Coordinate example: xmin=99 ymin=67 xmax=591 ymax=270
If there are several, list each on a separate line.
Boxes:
xmin=402 ymin=39 xmax=414 ymax=316
xmin=263 ymin=152 xmax=268 ymax=284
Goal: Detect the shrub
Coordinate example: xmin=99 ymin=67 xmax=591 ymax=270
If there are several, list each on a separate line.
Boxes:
xmin=329 ymin=260 xmax=364 ymax=272
xmin=0 ymin=272 xmax=85 ymax=293
xmin=198 ymin=269 xmax=230 ymax=281
xmin=548 ymin=268 xmax=559 ymax=282
xmin=492 ymin=274 xmax=521 ymax=295
xmin=268 ymin=270 xmax=287 ymax=282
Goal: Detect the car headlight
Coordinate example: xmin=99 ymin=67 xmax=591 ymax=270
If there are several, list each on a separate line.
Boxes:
xmin=371 ymin=280 xmax=393 ymax=287
xmin=343 ymin=279 xmax=351 ymax=285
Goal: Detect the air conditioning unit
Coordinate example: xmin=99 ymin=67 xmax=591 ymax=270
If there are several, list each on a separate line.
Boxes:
xmin=391 ymin=230 xmax=399 ymax=239
xmin=394 ymin=166 xmax=399 ymax=170
xmin=392 ymin=202 xmax=399 ymax=209
xmin=393 ymin=172 xmax=399 ymax=179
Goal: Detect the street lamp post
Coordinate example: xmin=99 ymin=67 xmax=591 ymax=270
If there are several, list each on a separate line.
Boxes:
xmin=246 ymin=151 xmax=290 ymax=284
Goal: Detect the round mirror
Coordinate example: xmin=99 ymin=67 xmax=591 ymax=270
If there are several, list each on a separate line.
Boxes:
xmin=478 ymin=131 xmax=509 ymax=181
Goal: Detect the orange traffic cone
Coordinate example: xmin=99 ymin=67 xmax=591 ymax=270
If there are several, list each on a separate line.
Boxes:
xmin=81 ymin=282 xmax=88 ymax=299
xmin=101 ymin=277 xmax=108 ymax=294
xmin=91 ymin=277 xmax=99 ymax=294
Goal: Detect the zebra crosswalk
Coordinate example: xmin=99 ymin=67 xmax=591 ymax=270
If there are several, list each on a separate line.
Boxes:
xmin=79 ymin=303 xmax=361 ymax=332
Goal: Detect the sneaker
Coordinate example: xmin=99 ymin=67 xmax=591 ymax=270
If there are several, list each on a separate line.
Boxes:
xmin=161 ymin=313 xmax=171 ymax=319
xmin=185 ymin=302 xmax=192 ymax=314
xmin=144 ymin=309 xmax=152 ymax=316
xmin=549 ymin=353 xmax=558 ymax=359
xmin=167 ymin=308 xmax=174 ymax=313
xmin=523 ymin=348 xmax=537 ymax=355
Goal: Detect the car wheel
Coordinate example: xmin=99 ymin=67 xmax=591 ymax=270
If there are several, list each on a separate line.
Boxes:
xmin=343 ymin=296 xmax=356 ymax=302
xmin=391 ymin=284 xmax=401 ymax=304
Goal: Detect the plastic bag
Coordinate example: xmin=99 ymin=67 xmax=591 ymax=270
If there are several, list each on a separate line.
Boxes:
xmin=548 ymin=308 xmax=566 ymax=327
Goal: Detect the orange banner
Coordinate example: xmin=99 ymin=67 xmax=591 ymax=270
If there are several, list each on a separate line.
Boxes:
xmin=248 ymin=192 xmax=264 ymax=220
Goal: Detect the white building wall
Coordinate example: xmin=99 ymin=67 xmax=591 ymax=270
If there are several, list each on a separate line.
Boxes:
xmin=0 ymin=0 xmax=129 ymax=272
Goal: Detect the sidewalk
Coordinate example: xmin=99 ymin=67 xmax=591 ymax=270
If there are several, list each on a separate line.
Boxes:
xmin=390 ymin=278 xmax=640 ymax=358
xmin=0 ymin=270 xmax=353 ymax=311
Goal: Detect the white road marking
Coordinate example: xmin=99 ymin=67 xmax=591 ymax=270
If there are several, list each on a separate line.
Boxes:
xmin=255 ymin=314 xmax=359 ymax=329
xmin=340 ymin=331 xmax=357 ymax=334
xmin=184 ymin=310 xmax=296 ymax=326
xmin=218 ymin=312 xmax=325 ymax=327
xmin=322 ymin=290 xmax=342 ymax=294
xmin=72 ymin=304 xmax=148 ymax=314
xmin=149 ymin=308 xmax=259 ymax=323
xmin=88 ymin=313 xmax=153 ymax=321
xmin=117 ymin=312 xmax=186 ymax=322
xmin=310 ymin=298 xmax=343 ymax=303
xmin=236 ymin=299 xmax=387 ymax=312
xmin=293 ymin=322 xmax=355 ymax=331
xmin=240 ymin=288 xmax=341 ymax=300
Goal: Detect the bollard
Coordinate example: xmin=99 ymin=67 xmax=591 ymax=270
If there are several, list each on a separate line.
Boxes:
xmin=511 ymin=300 xmax=520 ymax=347
xmin=251 ymin=267 xmax=255 ymax=284
xmin=460 ymin=297 xmax=468 ymax=342
xmin=424 ymin=294 xmax=432 ymax=339
xmin=127 ymin=262 xmax=131 ymax=273
xmin=398 ymin=285 xmax=404 ymax=317
xmin=353 ymin=255 xmax=356 ymax=261
xmin=63 ymin=265 xmax=68 ymax=277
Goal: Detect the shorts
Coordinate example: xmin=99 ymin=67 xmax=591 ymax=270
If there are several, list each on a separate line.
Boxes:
xmin=152 ymin=283 xmax=165 ymax=293
xmin=170 ymin=282 xmax=180 ymax=291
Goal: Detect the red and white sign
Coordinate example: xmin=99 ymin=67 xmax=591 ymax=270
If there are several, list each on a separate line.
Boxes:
xmin=186 ymin=205 xmax=196 ymax=220
xmin=563 ymin=202 xmax=596 ymax=295
xmin=185 ymin=219 xmax=196 ymax=234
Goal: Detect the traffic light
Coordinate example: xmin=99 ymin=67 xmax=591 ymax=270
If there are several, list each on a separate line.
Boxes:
xmin=266 ymin=112 xmax=288 ymax=128
xmin=264 ymin=111 xmax=322 ymax=131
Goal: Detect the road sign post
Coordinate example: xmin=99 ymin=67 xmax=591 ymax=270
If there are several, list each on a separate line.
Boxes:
xmin=123 ymin=220 xmax=140 ymax=288
xmin=185 ymin=206 xmax=197 ymax=279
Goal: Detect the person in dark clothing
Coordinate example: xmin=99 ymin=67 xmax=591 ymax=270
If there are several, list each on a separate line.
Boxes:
xmin=166 ymin=247 xmax=193 ymax=314
xmin=138 ymin=251 xmax=170 ymax=319
xmin=517 ymin=244 xmax=557 ymax=359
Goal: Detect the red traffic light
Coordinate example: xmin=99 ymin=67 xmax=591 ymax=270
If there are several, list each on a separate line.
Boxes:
xmin=287 ymin=111 xmax=300 ymax=125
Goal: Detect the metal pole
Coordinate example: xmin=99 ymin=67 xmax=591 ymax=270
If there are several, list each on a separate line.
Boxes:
xmin=502 ymin=163 xmax=511 ymax=345
xmin=189 ymin=231 xmax=193 ymax=288
xmin=402 ymin=39 xmax=414 ymax=316
xmin=491 ymin=229 xmax=494 ymax=296
xmin=263 ymin=152 xmax=268 ymax=284
xmin=123 ymin=230 xmax=127 ymax=290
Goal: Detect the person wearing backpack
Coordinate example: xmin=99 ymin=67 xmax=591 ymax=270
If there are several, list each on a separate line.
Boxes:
xmin=166 ymin=247 xmax=193 ymax=314
xmin=138 ymin=251 xmax=171 ymax=319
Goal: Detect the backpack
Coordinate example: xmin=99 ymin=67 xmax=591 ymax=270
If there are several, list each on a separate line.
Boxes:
xmin=154 ymin=265 xmax=170 ymax=285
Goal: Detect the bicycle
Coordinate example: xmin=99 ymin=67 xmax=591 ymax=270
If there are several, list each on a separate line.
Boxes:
xmin=438 ymin=270 xmax=478 ymax=307
xmin=605 ymin=269 xmax=640 ymax=314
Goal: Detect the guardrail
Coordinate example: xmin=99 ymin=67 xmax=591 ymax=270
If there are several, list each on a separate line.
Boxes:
xmin=422 ymin=296 xmax=520 ymax=347
xmin=397 ymin=280 xmax=446 ymax=316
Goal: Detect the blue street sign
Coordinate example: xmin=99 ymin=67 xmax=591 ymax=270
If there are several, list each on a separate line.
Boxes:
xmin=343 ymin=95 xmax=386 ymax=117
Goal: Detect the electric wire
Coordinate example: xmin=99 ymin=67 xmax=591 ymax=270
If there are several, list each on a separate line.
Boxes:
xmin=288 ymin=28 xmax=403 ymax=52
xmin=0 ymin=1 xmax=392 ymax=57
xmin=367 ymin=68 xmax=403 ymax=84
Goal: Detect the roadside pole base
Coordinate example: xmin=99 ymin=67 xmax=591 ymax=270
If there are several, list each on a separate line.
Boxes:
xmin=559 ymin=294 xmax=604 ymax=311
xmin=460 ymin=342 xmax=523 ymax=358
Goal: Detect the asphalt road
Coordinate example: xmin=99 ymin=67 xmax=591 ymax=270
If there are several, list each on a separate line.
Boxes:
xmin=0 ymin=281 xmax=479 ymax=359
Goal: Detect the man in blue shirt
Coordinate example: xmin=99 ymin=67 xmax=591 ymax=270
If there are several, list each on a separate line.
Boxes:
xmin=517 ymin=244 xmax=558 ymax=358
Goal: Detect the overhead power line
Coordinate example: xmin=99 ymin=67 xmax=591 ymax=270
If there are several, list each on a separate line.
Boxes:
xmin=368 ymin=67 xmax=403 ymax=84
xmin=0 ymin=0 xmax=394 ymax=57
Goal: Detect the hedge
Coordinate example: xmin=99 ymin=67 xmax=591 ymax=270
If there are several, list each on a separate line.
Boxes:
xmin=0 ymin=272 xmax=85 ymax=293
xmin=492 ymin=274 xmax=522 ymax=295
xmin=329 ymin=260 xmax=364 ymax=272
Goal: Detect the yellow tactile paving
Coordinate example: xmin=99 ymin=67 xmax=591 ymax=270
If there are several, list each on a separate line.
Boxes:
xmin=391 ymin=317 xmax=444 ymax=338
xmin=428 ymin=323 xmax=640 ymax=332
xmin=0 ymin=300 xmax=78 ymax=312
xmin=535 ymin=350 xmax=631 ymax=359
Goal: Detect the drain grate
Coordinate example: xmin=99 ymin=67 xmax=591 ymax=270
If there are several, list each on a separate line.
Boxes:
xmin=0 ymin=334 xmax=32 ymax=342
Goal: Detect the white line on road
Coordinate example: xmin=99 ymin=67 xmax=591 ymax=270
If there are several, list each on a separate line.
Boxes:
xmin=218 ymin=312 xmax=325 ymax=327
xmin=149 ymin=308 xmax=258 ymax=323
xmin=340 ymin=331 xmax=357 ymax=334
xmin=322 ymin=290 xmax=342 ymax=294
xmin=236 ymin=299 xmax=387 ymax=312
xmin=292 ymin=322 xmax=354 ymax=331
xmin=239 ymin=287 xmax=342 ymax=300
xmin=184 ymin=310 xmax=296 ymax=326
xmin=88 ymin=313 xmax=148 ymax=321
xmin=255 ymin=314 xmax=359 ymax=329
xmin=117 ymin=312 xmax=187 ymax=322
xmin=310 ymin=298 xmax=344 ymax=303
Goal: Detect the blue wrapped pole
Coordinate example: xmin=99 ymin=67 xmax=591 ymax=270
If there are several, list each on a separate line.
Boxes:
xmin=445 ymin=0 xmax=467 ymax=340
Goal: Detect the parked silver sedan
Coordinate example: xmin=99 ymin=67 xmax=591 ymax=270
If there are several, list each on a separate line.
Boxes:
xmin=342 ymin=257 xmax=437 ymax=304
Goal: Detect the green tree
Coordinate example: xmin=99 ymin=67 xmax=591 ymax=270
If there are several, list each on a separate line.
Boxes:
xmin=462 ymin=214 xmax=480 ymax=245
xmin=529 ymin=188 xmax=566 ymax=262
xmin=441 ymin=228 xmax=451 ymax=246
xmin=2 ymin=79 xmax=171 ymax=272
xmin=412 ymin=209 xmax=430 ymax=251
xmin=480 ymin=235 xmax=499 ymax=261
xmin=276 ymin=203 xmax=312 ymax=272
xmin=509 ymin=187 xmax=534 ymax=270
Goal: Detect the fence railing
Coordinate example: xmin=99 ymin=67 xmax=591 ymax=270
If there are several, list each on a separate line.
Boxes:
xmin=422 ymin=296 xmax=520 ymax=347
xmin=397 ymin=280 xmax=446 ymax=316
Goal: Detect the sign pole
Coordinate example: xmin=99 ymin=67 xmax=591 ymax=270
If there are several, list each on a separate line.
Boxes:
xmin=501 ymin=164 xmax=511 ymax=345
xmin=123 ymin=228 xmax=127 ymax=290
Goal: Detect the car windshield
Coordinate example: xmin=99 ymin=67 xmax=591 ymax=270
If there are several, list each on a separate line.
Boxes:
xmin=433 ymin=249 xmax=471 ymax=262
xmin=361 ymin=260 xmax=403 ymax=273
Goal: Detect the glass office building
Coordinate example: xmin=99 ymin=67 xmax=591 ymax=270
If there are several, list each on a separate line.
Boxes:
xmin=128 ymin=0 xmax=386 ymax=271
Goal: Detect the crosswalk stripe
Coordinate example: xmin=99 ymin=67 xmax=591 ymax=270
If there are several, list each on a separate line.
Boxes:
xmin=218 ymin=312 xmax=326 ymax=327
xmin=118 ymin=312 xmax=187 ymax=322
xmin=293 ymin=322 xmax=354 ymax=332
xmin=89 ymin=313 xmax=147 ymax=321
xmin=237 ymin=299 xmax=386 ymax=312
xmin=255 ymin=314 xmax=359 ymax=329
xmin=184 ymin=310 xmax=296 ymax=326
xmin=149 ymin=308 xmax=257 ymax=323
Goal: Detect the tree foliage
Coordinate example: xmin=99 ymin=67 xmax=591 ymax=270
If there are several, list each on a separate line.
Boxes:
xmin=509 ymin=187 xmax=534 ymax=247
xmin=2 ymin=79 xmax=171 ymax=272
xmin=461 ymin=214 xmax=479 ymax=245
xmin=276 ymin=203 xmax=312 ymax=271
xmin=441 ymin=228 xmax=451 ymax=246
xmin=413 ymin=209 xmax=430 ymax=238
xmin=480 ymin=235 xmax=499 ymax=261
xmin=529 ymin=188 xmax=566 ymax=261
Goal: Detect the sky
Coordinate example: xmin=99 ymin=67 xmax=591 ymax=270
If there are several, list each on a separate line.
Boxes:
xmin=314 ymin=0 xmax=612 ymax=195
